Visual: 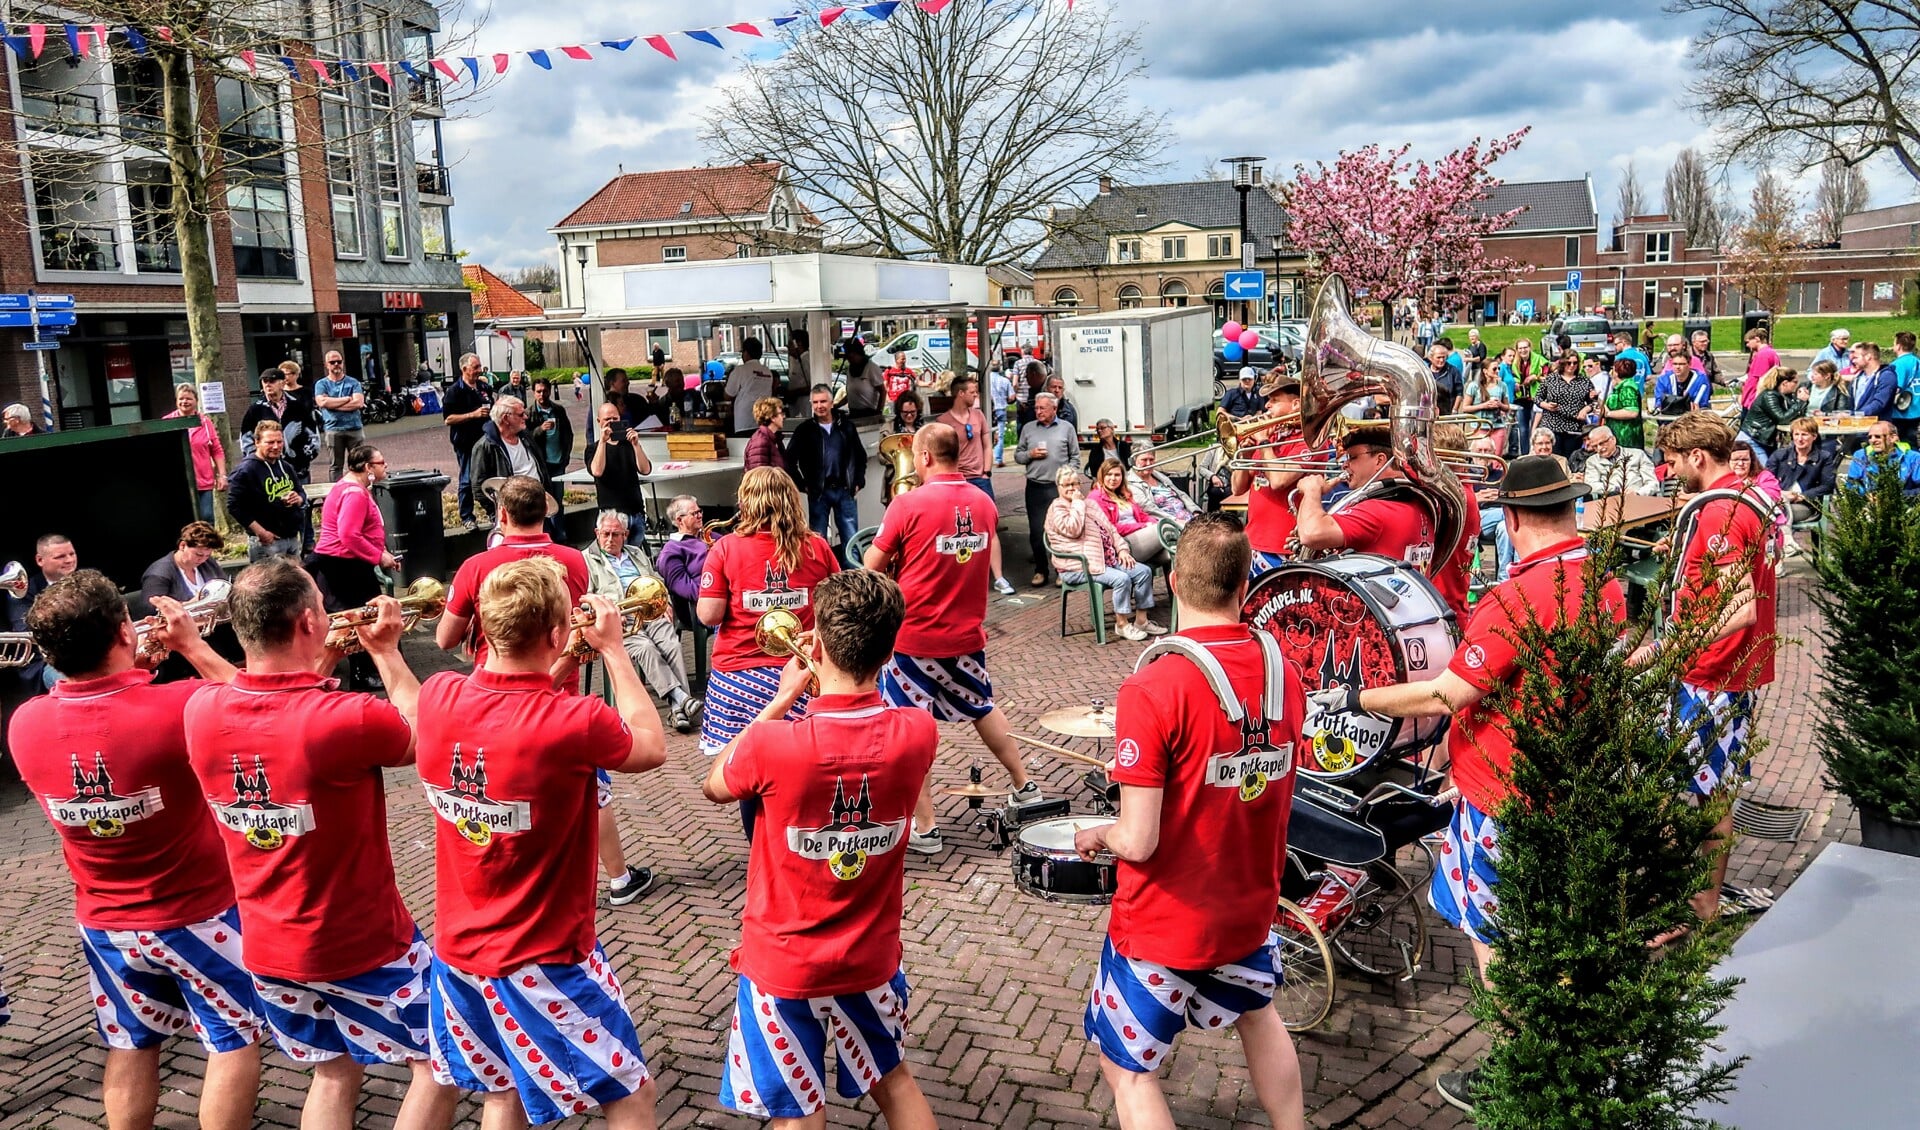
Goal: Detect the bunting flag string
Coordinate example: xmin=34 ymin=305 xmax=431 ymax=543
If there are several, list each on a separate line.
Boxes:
xmin=0 ymin=0 xmax=995 ymax=90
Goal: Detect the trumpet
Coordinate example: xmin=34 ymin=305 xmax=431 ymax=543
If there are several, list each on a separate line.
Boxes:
xmin=754 ymin=607 xmax=820 ymax=694
xmin=0 ymin=631 xmax=36 ymax=668
xmin=326 ymin=578 xmax=448 ymax=655
xmin=0 ymin=560 xmax=27 ymax=599
xmin=135 ymin=581 xmax=234 ymax=660
xmin=566 ymin=576 xmax=670 ymax=658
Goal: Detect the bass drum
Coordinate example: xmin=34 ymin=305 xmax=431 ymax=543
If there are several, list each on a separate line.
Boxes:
xmin=1242 ymin=554 xmax=1460 ymax=780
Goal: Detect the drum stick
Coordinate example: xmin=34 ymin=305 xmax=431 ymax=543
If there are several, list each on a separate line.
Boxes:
xmin=1007 ymin=730 xmax=1112 ymax=770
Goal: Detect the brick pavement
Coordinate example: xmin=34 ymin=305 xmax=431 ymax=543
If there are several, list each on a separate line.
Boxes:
xmin=0 ymin=482 xmax=1846 ymax=1128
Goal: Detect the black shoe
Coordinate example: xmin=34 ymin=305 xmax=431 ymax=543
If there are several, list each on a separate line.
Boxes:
xmin=608 ymin=866 xmax=655 ymax=905
xmin=1436 ymin=1067 xmax=1484 ymax=1113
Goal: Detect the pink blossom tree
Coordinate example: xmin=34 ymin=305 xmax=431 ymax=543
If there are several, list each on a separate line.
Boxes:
xmin=1281 ymin=129 xmax=1534 ymax=320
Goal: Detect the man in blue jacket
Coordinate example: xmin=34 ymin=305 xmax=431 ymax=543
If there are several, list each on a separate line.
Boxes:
xmin=1850 ymin=342 xmax=1896 ymax=420
xmin=1846 ymin=421 xmax=1920 ymax=497
xmin=789 ymin=383 xmax=868 ymax=565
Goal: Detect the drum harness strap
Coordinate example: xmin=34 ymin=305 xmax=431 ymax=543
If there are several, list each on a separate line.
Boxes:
xmin=1133 ymin=631 xmax=1287 ymax=728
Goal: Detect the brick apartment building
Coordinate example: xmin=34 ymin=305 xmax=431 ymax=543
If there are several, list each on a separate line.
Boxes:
xmin=549 ymin=161 xmax=823 ymax=369
xmin=0 ymin=2 xmax=471 ymax=431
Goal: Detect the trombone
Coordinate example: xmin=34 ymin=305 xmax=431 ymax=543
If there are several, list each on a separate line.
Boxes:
xmin=755 ymin=607 xmax=820 ymax=694
xmin=566 ymin=576 xmax=671 ymax=658
xmin=135 ymin=581 xmax=234 ymax=661
xmin=326 ymin=578 xmax=448 ymax=655
xmin=0 ymin=631 xmax=35 ymax=668
xmin=700 ymin=514 xmax=738 ymax=545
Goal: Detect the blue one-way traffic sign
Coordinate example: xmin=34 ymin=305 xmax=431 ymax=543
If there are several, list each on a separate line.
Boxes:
xmin=1225 ymin=270 xmax=1265 ymax=299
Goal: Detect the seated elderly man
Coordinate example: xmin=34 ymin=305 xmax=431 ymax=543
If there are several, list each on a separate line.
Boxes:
xmin=584 ymin=509 xmax=704 ymax=732
xmin=1577 ymin=425 xmax=1660 ymax=496
xmin=1125 ymin=443 xmax=1198 ymax=526
xmin=1845 ymin=421 xmax=1920 ymax=497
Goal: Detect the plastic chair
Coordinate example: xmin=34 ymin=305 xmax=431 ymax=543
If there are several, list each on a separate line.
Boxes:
xmin=1047 ymin=536 xmax=1119 ymax=645
xmin=1790 ymin=497 xmax=1827 ymax=553
xmin=669 ymin=592 xmax=712 ymax=692
xmin=847 ymin=524 xmax=879 ymax=566
xmin=1154 ymin=519 xmax=1184 ymax=631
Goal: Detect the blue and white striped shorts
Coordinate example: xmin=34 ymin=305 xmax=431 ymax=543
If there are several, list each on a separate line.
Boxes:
xmin=1675 ymin=683 xmax=1754 ymax=797
xmin=1429 ymin=798 xmax=1502 ymax=945
xmin=879 ymin=651 xmax=994 ymax=723
xmin=253 ymin=933 xmax=432 ymax=1065
xmin=79 ymin=905 xmax=264 ymax=1052
xmin=700 ymin=666 xmax=809 ymax=756
xmin=1084 ymin=934 xmax=1279 ymax=1073
xmin=429 ymin=944 xmax=650 ymax=1124
xmin=721 ymin=970 xmax=911 ymax=1118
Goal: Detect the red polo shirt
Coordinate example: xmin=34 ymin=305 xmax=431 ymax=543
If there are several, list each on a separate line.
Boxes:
xmin=1676 ymin=473 xmax=1778 ymax=692
xmin=1331 ymin=495 xmax=1436 ymax=570
xmin=8 ymin=670 xmax=234 ymax=931
xmin=699 ymin=531 xmax=840 ymax=672
xmin=1246 ymin=435 xmax=1310 ymax=555
xmin=446 ymin=534 xmax=590 ymax=665
xmin=183 ymin=670 xmax=416 ymax=981
xmin=1446 ymin=539 xmax=1626 ymax=814
xmin=723 ymin=691 xmax=937 ymax=998
xmin=872 ymin=473 xmax=994 ymax=657
xmin=416 ymin=668 xmax=632 ymax=977
xmin=1427 ymin=488 xmax=1479 ymax=621
xmin=1109 ymin=626 xmax=1305 ymax=970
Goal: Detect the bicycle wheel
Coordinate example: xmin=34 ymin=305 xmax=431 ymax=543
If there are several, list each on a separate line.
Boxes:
xmin=1271 ymin=896 xmax=1336 ymax=1031
xmin=1331 ymin=860 xmax=1429 ymax=979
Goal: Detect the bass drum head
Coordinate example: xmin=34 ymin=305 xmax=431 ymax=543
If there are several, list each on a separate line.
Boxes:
xmin=1242 ymin=554 xmax=1458 ymax=779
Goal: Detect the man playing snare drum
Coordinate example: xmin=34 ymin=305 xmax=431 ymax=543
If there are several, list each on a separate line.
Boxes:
xmin=1310 ymin=455 xmax=1626 ymax=1115
xmin=1074 ymin=514 xmax=1307 ymax=1130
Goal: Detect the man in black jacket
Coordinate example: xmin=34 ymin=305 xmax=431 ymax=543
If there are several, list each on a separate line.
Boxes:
xmin=227 ymin=420 xmax=309 ymax=560
xmin=788 ymin=383 xmax=867 ymax=565
xmin=238 ymin=368 xmax=318 ymax=482
xmin=442 ymin=352 xmax=494 ymax=528
xmin=468 ymin=395 xmax=560 ymax=531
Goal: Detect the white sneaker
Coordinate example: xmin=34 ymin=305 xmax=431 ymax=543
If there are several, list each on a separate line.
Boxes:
xmin=1118 ymin=623 xmax=1149 ymax=641
xmin=1141 ymin=621 xmax=1169 ymax=636
xmin=1010 ymin=781 xmax=1044 ymax=805
xmin=992 ymin=576 xmax=1016 ymax=595
xmin=907 ymin=828 xmax=946 ymax=855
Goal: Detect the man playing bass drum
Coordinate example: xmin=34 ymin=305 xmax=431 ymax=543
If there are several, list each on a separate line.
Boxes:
xmin=1292 ymin=425 xmax=1437 ymax=569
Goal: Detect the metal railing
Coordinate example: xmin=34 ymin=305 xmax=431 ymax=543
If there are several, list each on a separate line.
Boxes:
xmin=135 ymin=239 xmax=181 ymax=272
xmin=40 ymin=224 xmax=120 ymax=271
xmin=404 ymin=73 xmax=443 ymax=112
xmin=21 ymin=88 xmax=100 ymax=135
xmin=415 ymin=162 xmax=452 ymax=198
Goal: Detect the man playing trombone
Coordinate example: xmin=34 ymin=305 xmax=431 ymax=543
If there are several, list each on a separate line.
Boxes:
xmin=1234 ymin=371 xmax=1312 ymax=578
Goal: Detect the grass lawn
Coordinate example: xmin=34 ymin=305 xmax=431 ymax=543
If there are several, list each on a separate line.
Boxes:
xmin=1441 ymin=314 xmax=1920 ymax=357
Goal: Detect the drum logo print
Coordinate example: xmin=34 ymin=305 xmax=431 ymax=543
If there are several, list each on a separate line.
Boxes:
xmin=1302 ymin=635 xmax=1391 ymax=774
xmin=211 ymin=754 xmax=315 ymax=850
xmin=45 ymin=752 xmax=164 ymax=840
xmin=787 ymin=775 xmax=905 ymax=881
xmin=424 ymin=744 xmax=532 ymax=848
xmin=1207 ymin=713 xmax=1294 ymax=803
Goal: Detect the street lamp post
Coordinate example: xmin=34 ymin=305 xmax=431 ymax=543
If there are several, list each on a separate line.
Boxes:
xmin=1223 ymin=156 xmax=1265 ymax=326
xmin=574 ymin=243 xmax=590 ymax=306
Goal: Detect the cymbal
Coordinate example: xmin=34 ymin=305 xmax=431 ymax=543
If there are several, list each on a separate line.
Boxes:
xmin=940 ymin=782 xmax=1002 ymax=798
xmin=1038 ymin=703 xmax=1115 ymax=738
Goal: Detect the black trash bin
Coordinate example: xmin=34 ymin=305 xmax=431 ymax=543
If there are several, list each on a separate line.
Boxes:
xmin=1682 ymin=318 xmax=1712 ymax=349
xmin=1742 ymin=310 xmax=1772 ymax=347
xmin=376 ymin=469 xmax=451 ymax=585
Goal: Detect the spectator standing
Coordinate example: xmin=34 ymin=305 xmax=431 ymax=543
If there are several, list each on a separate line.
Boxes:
xmin=1428 ymin=344 xmax=1461 ymax=417
xmin=1601 ymin=358 xmax=1645 ymax=450
xmin=164 ymin=383 xmax=227 ymax=522
xmin=1014 ymin=361 xmax=1049 ymax=429
xmin=1813 ymin=328 xmax=1852 ymax=370
xmin=841 ymin=340 xmax=886 ymax=417
xmin=1458 ymin=363 xmax=1512 ymax=456
xmin=1045 ymin=376 xmax=1079 ymax=429
xmin=1536 ymin=357 xmax=1597 ymax=459
xmin=584 ymin=401 xmax=655 ymax=545
xmin=1464 ymin=327 xmax=1488 ymax=380
xmin=1083 ymin=419 xmax=1132 ymax=480
xmin=237 ymin=368 xmax=318 ymax=483
xmin=226 ymin=421 xmax=307 ymax=561
xmin=310 ymin=350 xmax=365 ymax=483
xmin=1851 ymin=342 xmax=1896 ymax=420
xmin=526 ymin=377 xmax=573 ymax=486
xmin=788 ymin=384 xmax=868 ymax=564
xmin=312 ymin=444 xmax=399 ymax=690
xmin=1688 ymin=330 xmax=1721 ymax=387
xmin=1742 ymin=328 xmax=1781 ymax=409
xmin=1221 ymin=369 xmax=1262 ymax=419
xmin=652 ymin=343 xmax=667 ymax=371
xmin=1509 ymin=340 xmax=1541 ymax=456
xmin=677 ymin=366 xmax=702 ymax=422
xmin=1614 ymin=332 xmax=1651 ymax=383
xmin=441 ymin=353 xmax=494 ymax=528
xmin=494 ymin=368 xmax=531 ymax=402
xmin=882 ymin=351 xmax=917 ymax=409
xmin=1888 ymin=332 xmax=1920 ymax=445
xmin=1014 ymin=393 xmax=1078 ymax=586
xmin=724 ymin=337 xmax=777 ymax=436
xmin=742 ymin=397 xmax=790 ymax=475
xmin=468 ymin=396 xmax=560 ymax=529
xmin=990 ymin=364 xmax=1015 ymax=466
xmin=2 ymin=402 xmax=37 ymax=437
xmin=783 ymin=330 xmax=812 ymax=409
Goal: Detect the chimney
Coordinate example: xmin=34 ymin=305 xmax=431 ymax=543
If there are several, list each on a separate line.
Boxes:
xmin=1098 ymin=175 xmax=1113 ymax=196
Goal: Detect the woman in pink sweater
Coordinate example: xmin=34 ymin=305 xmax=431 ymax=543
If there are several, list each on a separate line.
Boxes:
xmin=164 ymin=383 xmax=227 ymax=522
xmin=1087 ymin=458 xmax=1170 ymax=569
xmin=312 ymin=444 xmax=398 ymax=688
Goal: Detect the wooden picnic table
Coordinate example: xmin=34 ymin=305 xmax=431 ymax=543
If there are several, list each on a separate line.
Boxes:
xmin=1577 ymin=491 xmax=1688 ymax=535
xmin=1778 ymin=417 xmax=1878 ymax=438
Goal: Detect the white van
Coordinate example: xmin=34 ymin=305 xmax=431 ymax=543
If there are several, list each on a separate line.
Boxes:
xmin=873 ymin=329 xmax=980 ymax=377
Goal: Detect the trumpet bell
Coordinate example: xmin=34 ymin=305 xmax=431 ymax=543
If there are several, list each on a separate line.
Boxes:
xmin=0 ymin=560 xmax=26 ymax=599
xmin=619 ymin=576 xmax=670 ymax=624
xmin=397 ymin=577 xmax=448 ymax=621
xmin=754 ymin=608 xmax=805 ymax=657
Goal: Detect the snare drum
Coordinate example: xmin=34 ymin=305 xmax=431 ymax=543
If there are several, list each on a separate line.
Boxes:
xmin=1012 ymin=817 xmax=1117 ymax=904
xmin=1242 ymin=553 xmax=1459 ymax=780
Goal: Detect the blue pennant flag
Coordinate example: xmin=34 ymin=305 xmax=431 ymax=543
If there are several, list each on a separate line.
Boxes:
xmin=461 ymin=56 xmax=480 ymax=83
xmin=684 ymin=29 xmax=724 ymax=48
xmin=279 ymin=55 xmax=300 ymax=79
xmin=772 ymin=14 xmax=801 ymax=25
xmin=599 ymin=38 xmax=635 ymax=50
xmin=398 ymin=60 xmax=423 ymax=82
xmin=124 ymin=27 xmax=149 ymax=55
xmin=527 ymin=49 xmax=551 ymax=69
xmin=863 ymin=2 xmax=903 ymax=19
xmin=3 ymin=35 xmax=28 ymax=59
xmin=64 ymin=23 xmax=81 ymax=56
xmin=338 ymin=59 xmax=359 ymax=81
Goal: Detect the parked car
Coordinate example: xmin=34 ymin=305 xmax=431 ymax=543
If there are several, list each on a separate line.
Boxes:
xmin=1212 ymin=323 xmax=1303 ymax=377
xmin=1543 ymin=315 xmax=1614 ymax=360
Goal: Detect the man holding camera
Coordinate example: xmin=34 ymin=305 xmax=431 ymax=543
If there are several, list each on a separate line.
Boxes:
xmin=586 ymin=401 xmax=655 ymax=546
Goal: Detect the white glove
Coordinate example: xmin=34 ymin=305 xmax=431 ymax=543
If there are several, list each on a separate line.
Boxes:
xmin=1307 ymin=685 xmax=1364 ymax=717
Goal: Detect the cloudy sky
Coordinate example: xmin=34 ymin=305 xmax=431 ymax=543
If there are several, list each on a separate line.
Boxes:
xmin=441 ymin=0 xmax=1914 ymax=274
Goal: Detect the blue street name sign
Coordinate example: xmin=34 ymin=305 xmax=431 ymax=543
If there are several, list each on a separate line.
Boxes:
xmin=0 ymin=293 xmax=75 ymax=310
xmin=0 ymin=310 xmax=77 ymax=328
xmin=23 ymin=341 xmax=60 ymax=350
xmin=1225 ymin=270 xmax=1265 ymax=299
xmin=1566 ymin=270 xmax=1583 ymax=291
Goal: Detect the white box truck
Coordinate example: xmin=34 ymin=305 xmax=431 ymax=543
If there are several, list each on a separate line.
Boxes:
xmin=1055 ymin=306 xmax=1217 ymax=438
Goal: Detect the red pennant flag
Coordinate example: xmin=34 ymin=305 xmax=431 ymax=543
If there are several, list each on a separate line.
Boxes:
xmin=239 ymin=49 xmax=256 ymax=73
xmin=645 ymin=35 xmax=675 ymax=60
xmin=493 ymin=52 xmax=509 ymax=74
xmin=726 ymin=22 xmax=764 ymax=36
xmin=918 ymin=0 xmax=954 ymax=11
xmin=369 ymin=61 xmax=392 ymax=85
xmin=74 ymin=29 xmax=93 ymax=57
xmin=308 ymin=58 xmax=331 ymax=83
xmin=821 ymin=7 xmax=849 ymax=26
xmin=92 ymin=24 xmax=108 ymax=53
xmin=156 ymin=27 xmax=173 ymax=41
xmin=28 ymin=24 xmax=45 ymax=57
xmin=431 ymin=57 xmax=461 ymax=81
xmin=560 ymin=45 xmax=593 ymax=60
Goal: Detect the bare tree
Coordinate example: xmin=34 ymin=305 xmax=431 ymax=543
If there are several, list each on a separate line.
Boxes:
xmin=699 ymin=0 xmax=1168 ymax=268
xmin=1663 ymin=148 xmax=1724 ymax=247
xmin=1674 ymin=0 xmax=1920 ymax=183
xmin=1812 ymin=156 xmax=1872 ymax=242
xmin=1723 ymin=171 xmax=1805 ymax=314
xmin=505 ymin=263 xmax=559 ymax=293
xmin=1612 ymin=159 xmax=1647 ymax=234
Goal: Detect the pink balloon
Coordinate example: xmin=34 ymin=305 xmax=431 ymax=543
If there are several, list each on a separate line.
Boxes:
xmin=1238 ymin=329 xmax=1260 ymax=350
xmin=1222 ymin=321 xmax=1242 ymax=342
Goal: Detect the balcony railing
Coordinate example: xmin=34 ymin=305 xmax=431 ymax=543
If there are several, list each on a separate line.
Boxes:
xmin=41 ymin=224 xmax=121 ymax=272
xmin=404 ymin=73 xmax=443 ymax=113
xmin=21 ymin=88 xmax=101 ymax=136
xmin=415 ymin=162 xmax=452 ymax=198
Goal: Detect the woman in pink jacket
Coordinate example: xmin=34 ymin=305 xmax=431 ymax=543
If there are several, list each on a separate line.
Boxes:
xmin=312 ymin=443 xmax=398 ymax=688
xmin=1045 ymin=465 xmax=1163 ymax=641
xmin=1087 ymin=458 xmax=1170 ymax=569
xmin=164 ymin=383 xmax=226 ymax=521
